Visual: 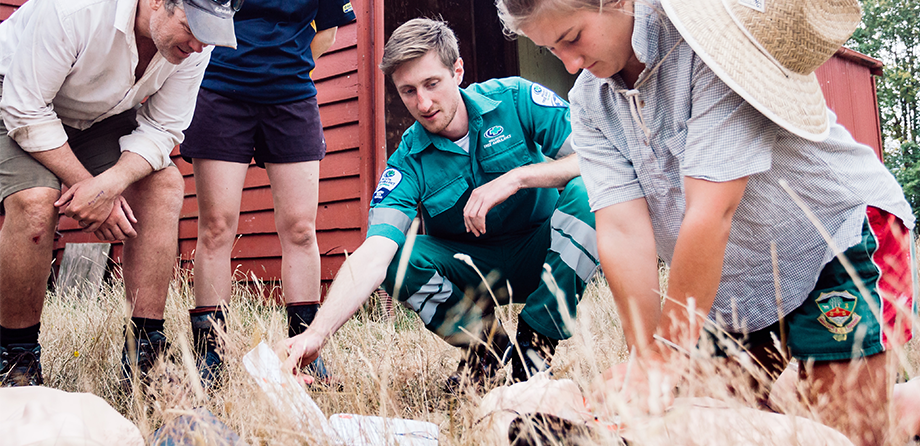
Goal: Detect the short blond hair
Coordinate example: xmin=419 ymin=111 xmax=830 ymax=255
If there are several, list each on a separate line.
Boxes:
xmin=380 ymin=18 xmax=460 ymax=78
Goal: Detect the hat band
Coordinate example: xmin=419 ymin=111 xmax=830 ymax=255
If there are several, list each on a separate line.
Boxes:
xmin=720 ymin=0 xmax=792 ymax=78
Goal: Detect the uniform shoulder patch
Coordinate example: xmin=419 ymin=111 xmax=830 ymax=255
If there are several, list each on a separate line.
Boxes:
xmin=530 ymin=83 xmax=567 ymax=108
xmin=343 ymin=2 xmax=353 ymax=13
xmin=372 ymin=167 xmax=402 ymax=205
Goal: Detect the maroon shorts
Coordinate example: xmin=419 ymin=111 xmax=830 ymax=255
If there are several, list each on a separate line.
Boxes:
xmin=180 ymin=88 xmax=326 ymax=167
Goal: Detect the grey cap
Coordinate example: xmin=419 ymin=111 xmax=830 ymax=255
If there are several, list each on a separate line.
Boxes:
xmin=184 ymin=0 xmax=238 ymax=49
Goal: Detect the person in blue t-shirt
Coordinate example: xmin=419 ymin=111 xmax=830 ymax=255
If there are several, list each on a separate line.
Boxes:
xmin=180 ymin=0 xmax=356 ymax=387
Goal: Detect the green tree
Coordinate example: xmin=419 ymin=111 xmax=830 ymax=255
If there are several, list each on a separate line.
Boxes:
xmin=848 ymin=0 xmax=920 ymax=218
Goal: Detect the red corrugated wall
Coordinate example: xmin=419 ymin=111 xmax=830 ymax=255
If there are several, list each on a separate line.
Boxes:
xmin=815 ymin=48 xmax=885 ymax=160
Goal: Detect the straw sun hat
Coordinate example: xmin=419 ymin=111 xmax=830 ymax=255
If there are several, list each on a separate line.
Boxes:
xmin=659 ymin=0 xmax=862 ymax=141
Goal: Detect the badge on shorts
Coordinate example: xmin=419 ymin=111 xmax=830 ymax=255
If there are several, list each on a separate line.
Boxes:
xmin=530 ymin=83 xmax=567 ymax=108
xmin=343 ymin=2 xmax=353 ymax=13
xmin=372 ymin=167 xmax=402 ymax=205
xmin=815 ymin=291 xmax=861 ymax=342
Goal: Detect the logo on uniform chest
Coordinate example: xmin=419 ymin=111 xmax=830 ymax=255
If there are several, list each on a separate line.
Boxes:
xmin=483 ymin=125 xmax=511 ymax=149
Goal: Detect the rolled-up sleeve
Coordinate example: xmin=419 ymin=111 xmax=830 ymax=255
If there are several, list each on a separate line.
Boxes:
xmin=0 ymin=0 xmax=74 ymax=152
xmin=123 ymin=50 xmax=211 ymax=171
xmin=569 ymin=80 xmax=643 ymax=212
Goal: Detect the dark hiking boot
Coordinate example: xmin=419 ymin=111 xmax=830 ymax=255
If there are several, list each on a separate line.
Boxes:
xmin=510 ymin=319 xmax=558 ymax=383
xmin=121 ymin=329 xmax=169 ymax=388
xmin=191 ymin=310 xmax=225 ymax=389
xmin=444 ymin=328 xmax=511 ymax=394
xmin=0 ymin=343 xmax=43 ymax=386
xmin=288 ymin=303 xmax=341 ymax=389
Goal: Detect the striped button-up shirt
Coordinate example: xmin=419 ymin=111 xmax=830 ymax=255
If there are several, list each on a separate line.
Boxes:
xmin=570 ymin=0 xmax=913 ymax=333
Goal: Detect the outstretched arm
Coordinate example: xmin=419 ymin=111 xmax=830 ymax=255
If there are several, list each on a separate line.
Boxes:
xmin=280 ymin=235 xmax=399 ymax=378
xmin=463 ymin=153 xmax=580 ymax=236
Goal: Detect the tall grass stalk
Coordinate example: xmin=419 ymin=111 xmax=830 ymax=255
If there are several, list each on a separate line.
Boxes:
xmin=37 ymin=266 xmax=919 ymax=445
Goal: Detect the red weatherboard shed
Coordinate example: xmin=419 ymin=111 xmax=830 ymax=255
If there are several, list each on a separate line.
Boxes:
xmin=816 ymin=47 xmax=886 ymax=160
xmin=0 ymin=0 xmax=891 ymax=296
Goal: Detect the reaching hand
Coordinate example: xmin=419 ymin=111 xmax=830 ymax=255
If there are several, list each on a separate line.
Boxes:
xmin=278 ymin=331 xmax=326 ymax=385
xmin=463 ymin=172 xmax=521 ymax=237
xmin=93 ymin=196 xmax=138 ymax=241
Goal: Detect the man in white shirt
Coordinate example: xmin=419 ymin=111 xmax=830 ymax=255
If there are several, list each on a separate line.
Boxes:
xmin=0 ymin=0 xmax=238 ymax=387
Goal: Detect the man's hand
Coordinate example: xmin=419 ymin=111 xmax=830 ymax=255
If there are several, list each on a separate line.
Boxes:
xmin=278 ymin=330 xmax=325 ymax=385
xmin=463 ymin=171 xmax=521 ymax=236
xmin=92 ymin=196 xmax=138 ymax=241
xmin=55 ymin=174 xmax=125 ymax=232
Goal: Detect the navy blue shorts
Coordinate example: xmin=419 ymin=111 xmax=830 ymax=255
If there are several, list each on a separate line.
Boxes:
xmin=180 ymin=88 xmax=326 ymax=167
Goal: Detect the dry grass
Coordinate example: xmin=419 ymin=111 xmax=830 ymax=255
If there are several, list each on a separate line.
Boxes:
xmin=37 ymin=267 xmax=920 ymax=445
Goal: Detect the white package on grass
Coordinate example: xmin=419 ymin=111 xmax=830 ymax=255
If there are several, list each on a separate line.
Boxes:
xmin=242 ymin=341 xmax=439 ymax=446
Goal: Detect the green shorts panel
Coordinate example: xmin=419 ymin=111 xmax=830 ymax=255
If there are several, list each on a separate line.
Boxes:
xmin=705 ymin=209 xmax=913 ymax=363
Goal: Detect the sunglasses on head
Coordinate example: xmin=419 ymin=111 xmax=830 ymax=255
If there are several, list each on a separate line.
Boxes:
xmin=209 ymin=0 xmax=244 ymax=11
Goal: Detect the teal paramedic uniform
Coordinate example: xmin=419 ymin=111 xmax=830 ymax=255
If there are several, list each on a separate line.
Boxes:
xmin=367 ymin=77 xmax=598 ymax=346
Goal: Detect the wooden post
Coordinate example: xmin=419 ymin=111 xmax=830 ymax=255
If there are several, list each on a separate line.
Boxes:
xmin=56 ymin=243 xmax=111 ymax=297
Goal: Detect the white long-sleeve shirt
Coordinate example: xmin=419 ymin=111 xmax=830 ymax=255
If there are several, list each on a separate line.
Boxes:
xmin=0 ymin=0 xmax=212 ymax=171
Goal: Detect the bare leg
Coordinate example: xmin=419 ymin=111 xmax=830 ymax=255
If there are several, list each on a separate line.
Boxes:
xmin=190 ymin=159 xmax=249 ymax=307
xmin=800 ymin=353 xmax=890 ymax=446
xmin=893 ymin=377 xmax=920 ymax=439
xmin=120 ymin=166 xmax=184 ymax=319
xmin=0 ymin=188 xmax=59 ymax=328
xmin=265 ymin=161 xmax=321 ymax=305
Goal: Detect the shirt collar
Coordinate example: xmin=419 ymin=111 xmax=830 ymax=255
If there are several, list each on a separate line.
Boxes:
xmin=115 ymin=0 xmax=139 ymax=44
xmin=405 ymin=86 xmax=501 ymax=155
xmin=631 ymin=1 xmax=664 ymax=67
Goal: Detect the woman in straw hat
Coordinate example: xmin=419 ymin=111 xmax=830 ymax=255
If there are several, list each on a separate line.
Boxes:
xmin=496 ymin=0 xmax=917 ymax=444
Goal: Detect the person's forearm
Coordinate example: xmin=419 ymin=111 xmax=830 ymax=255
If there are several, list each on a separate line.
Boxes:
xmin=308 ymin=236 xmax=398 ymax=340
xmin=661 ymin=176 xmax=748 ymax=350
xmin=98 ymin=152 xmax=155 ymax=191
xmin=311 ymin=27 xmax=338 ymax=60
xmin=660 ymin=211 xmax=731 ymax=348
xmin=29 ymin=143 xmax=93 ymax=188
xmin=512 ymin=154 xmax=580 ymax=190
xmin=596 ymin=200 xmax=661 ymax=353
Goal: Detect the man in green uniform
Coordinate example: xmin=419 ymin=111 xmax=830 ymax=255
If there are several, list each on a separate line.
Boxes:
xmin=281 ymin=18 xmax=597 ymax=389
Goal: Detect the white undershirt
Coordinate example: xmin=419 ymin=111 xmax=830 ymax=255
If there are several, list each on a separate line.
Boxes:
xmin=454 ymin=131 xmax=470 ymax=153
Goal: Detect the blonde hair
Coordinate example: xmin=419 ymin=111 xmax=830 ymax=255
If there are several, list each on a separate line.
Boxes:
xmin=496 ymin=0 xmax=622 ymax=36
xmin=379 ymin=18 xmax=460 ymax=78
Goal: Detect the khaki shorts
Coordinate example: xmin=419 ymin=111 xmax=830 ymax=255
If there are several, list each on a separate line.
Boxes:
xmin=0 ymin=75 xmax=138 ymax=214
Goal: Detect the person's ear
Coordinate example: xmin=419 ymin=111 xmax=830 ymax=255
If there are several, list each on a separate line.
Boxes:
xmin=453 ymin=57 xmax=464 ymax=84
